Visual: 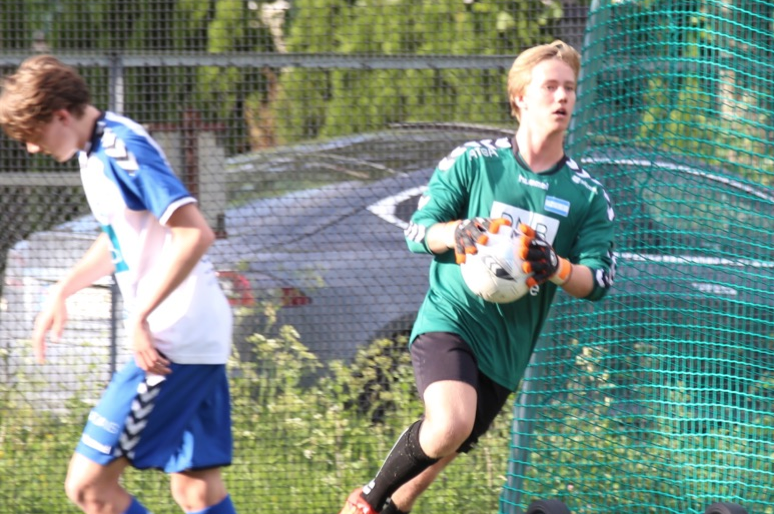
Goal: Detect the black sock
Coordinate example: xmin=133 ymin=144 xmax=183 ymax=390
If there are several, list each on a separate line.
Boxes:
xmin=361 ymin=420 xmax=439 ymax=511
xmin=381 ymin=498 xmax=411 ymax=514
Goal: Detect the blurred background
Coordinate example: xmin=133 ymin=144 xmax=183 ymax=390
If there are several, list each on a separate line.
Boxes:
xmin=0 ymin=1 xmax=772 ymax=513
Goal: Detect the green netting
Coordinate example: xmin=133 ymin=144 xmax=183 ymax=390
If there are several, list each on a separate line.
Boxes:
xmin=502 ymin=1 xmax=774 ymax=513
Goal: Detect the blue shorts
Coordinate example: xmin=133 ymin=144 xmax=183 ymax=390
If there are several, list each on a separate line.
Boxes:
xmin=76 ymin=360 xmax=233 ymax=473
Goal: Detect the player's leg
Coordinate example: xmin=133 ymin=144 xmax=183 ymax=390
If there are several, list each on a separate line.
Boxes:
xmin=64 ymin=454 xmax=137 ymax=514
xmin=340 ymin=332 xmax=479 ymax=514
xmin=65 ymin=362 xmax=155 ymax=514
xmin=385 ymin=363 xmax=513 ymax=514
xmin=170 ymin=467 xmax=235 ymax=513
xmin=359 ymin=379 xmax=476 ymax=510
xmin=417 ymin=379 xmax=477 ymax=456
xmin=75 ymin=360 xmax=234 ymax=513
xmin=155 ymin=364 xmax=236 ymax=513
xmin=380 ymin=454 xmax=457 ymax=514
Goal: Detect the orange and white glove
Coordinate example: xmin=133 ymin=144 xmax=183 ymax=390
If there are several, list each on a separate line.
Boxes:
xmin=517 ymin=223 xmax=572 ymax=287
xmin=450 ymin=217 xmax=512 ymax=264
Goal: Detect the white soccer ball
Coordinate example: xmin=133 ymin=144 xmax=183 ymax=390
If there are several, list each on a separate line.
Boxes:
xmin=460 ymin=224 xmax=531 ymax=304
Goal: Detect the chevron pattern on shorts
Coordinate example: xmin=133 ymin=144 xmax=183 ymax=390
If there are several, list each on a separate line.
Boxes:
xmin=102 ymin=129 xmax=139 ymax=174
xmin=115 ymin=375 xmax=165 ymax=460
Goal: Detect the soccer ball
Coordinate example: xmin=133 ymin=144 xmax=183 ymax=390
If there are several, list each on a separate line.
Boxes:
xmin=460 ymin=224 xmax=531 ymax=304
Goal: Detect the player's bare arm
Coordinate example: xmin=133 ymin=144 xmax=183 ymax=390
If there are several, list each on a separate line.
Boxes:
xmin=130 ymin=203 xmax=215 ymax=374
xmin=425 ymin=221 xmax=459 ymax=254
xmin=557 ymin=264 xmax=593 ymax=298
xmin=31 ymin=233 xmax=114 ymax=363
xmin=133 ymin=203 xmax=215 ymax=320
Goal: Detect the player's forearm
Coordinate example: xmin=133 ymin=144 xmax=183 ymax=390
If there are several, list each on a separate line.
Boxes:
xmin=425 ymin=221 xmax=459 ymax=254
xmin=133 ymin=206 xmax=215 ymax=321
xmin=54 ymin=233 xmax=115 ymax=299
xmin=559 ymin=264 xmax=594 ymax=298
xmin=137 ymin=229 xmax=213 ymax=321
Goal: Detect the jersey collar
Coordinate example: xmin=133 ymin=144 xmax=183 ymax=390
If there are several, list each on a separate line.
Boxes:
xmin=511 ymin=137 xmax=568 ymax=175
xmin=84 ymin=111 xmax=106 ymax=156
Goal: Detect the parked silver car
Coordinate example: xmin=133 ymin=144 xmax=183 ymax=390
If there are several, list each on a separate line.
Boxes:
xmin=2 ymin=125 xmax=772 ymax=415
xmin=0 ymin=125 xmax=497 ymax=408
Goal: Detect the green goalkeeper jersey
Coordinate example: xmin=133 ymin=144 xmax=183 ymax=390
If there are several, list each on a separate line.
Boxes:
xmin=405 ymin=137 xmax=616 ymax=391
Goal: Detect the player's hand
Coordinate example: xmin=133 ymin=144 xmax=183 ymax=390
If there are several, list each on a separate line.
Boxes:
xmin=31 ymin=289 xmax=69 ymax=364
xmin=517 ymin=223 xmax=572 ymax=287
xmin=131 ymin=318 xmax=171 ymax=375
xmin=452 ymin=217 xmax=512 ymax=264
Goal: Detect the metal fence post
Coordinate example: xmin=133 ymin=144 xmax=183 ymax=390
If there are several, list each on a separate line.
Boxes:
xmin=107 ymin=54 xmax=124 ymax=375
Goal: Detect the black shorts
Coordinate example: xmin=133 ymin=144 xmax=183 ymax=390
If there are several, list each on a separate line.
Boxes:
xmin=410 ymin=332 xmax=512 ymax=453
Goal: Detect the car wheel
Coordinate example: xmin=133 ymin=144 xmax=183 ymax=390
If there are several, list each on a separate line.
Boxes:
xmin=526 ymin=499 xmax=571 ymax=514
xmin=704 ymin=502 xmax=748 ymax=514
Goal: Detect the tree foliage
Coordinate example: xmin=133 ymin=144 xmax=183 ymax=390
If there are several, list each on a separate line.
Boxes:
xmin=0 ymin=323 xmax=508 ymax=513
xmin=3 ymin=1 xmax=565 ymax=151
xmin=272 ymin=0 xmax=561 ymax=143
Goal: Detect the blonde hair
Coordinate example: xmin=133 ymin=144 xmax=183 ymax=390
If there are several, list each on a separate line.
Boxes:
xmin=0 ymin=55 xmax=90 ymax=142
xmin=507 ymin=40 xmax=581 ymax=120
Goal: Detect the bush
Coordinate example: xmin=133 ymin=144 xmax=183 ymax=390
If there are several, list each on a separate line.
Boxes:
xmin=0 ymin=325 xmax=511 ymax=513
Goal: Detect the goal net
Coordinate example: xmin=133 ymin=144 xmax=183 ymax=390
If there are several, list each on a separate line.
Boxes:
xmin=502 ymin=0 xmax=774 ymax=512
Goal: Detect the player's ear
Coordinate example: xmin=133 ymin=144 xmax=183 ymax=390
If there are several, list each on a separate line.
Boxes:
xmin=514 ymin=94 xmax=527 ymax=112
xmin=53 ymin=108 xmax=70 ymax=124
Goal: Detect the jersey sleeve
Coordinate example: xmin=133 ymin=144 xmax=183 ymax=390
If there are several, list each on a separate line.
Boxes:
xmin=404 ymin=146 xmax=471 ymax=254
xmin=107 ymin=130 xmax=193 ymax=222
xmin=571 ymin=183 xmax=617 ymax=300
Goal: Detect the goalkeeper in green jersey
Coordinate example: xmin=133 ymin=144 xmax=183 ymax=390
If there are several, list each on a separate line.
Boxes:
xmin=339 ymin=40 xmax=616 ymax=514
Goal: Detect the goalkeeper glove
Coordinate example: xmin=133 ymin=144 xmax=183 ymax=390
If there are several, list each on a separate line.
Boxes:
xmin=449 ymin=217 xmax=511 ymax=264
xmin=517 ymin=223 xmax=572 ymax=287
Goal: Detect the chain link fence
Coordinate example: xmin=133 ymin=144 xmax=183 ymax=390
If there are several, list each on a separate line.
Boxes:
xmin=1 ymin=1 xmax=773 ymax=514
xmin=0 ymin=2 xmax=586 ymax=513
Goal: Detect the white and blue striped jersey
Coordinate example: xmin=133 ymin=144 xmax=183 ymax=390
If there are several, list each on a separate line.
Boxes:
xmin=77 ymin=111 xmax=232 ymax=364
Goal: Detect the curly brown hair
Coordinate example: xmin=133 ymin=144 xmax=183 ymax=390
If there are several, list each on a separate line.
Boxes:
xmin=0 ymin=55 xmax=90 ymax=142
